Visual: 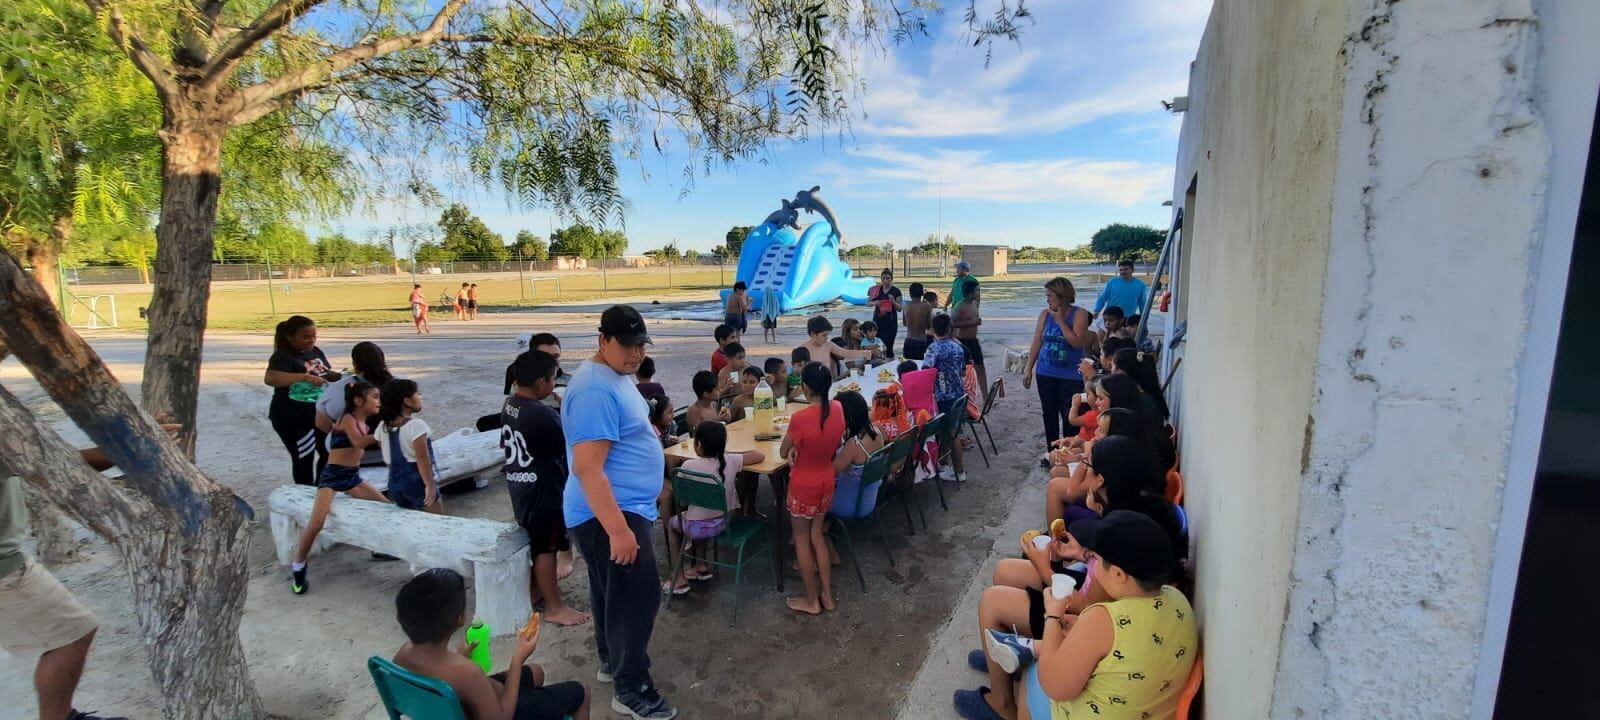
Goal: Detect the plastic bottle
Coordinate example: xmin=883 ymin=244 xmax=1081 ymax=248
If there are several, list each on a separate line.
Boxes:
xmin=465 ymin=620 xmax=493 ymax=673
xmin=753 ymin=377 xmax=775 ymax=433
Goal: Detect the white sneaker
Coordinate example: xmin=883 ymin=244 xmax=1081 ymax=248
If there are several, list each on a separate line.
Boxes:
xmin=954 ymin=471 xmax=969 ymax=483
xmin=596 ymin=667 xmax=613 ymax=683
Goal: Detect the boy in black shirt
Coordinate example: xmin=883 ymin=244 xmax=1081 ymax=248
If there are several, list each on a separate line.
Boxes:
xmin=502 ymin=350 xmax=589 ymax=626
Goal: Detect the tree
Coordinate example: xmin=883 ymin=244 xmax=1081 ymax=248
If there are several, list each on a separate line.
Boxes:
xmin=845 ymin=244 xmax=886 ymax=257
xmin=1089 ymin=223 xmax=1164 ymax=261
xmin=725 ymin=225 xmax=753 ymax=258
xmin=550 ymin=223 xmax=627 ymax=259
xmin=914 ymin=232 xmax=960 ymax=256
xmin=439 ymin=203 xmax=508 ymax=261
xmin=24 ymin=0 xmax=1028 ymax=714
xmin=513 ymin=230 xmax=548 ymax=261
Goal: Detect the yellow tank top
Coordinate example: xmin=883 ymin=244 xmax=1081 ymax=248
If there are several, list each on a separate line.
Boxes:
xmin=1053 ymin=585 xmax=1197 ymax=720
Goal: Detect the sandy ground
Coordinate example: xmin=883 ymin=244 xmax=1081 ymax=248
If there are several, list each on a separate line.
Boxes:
xmin=0 ymin=281 xmax=1075 ymax=719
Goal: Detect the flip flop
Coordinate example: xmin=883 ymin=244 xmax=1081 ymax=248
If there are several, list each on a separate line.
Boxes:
xmin=685 ymin=568 xmax=715 ymax=582
xmin=661 ymin=580 xmax=691 ymax=596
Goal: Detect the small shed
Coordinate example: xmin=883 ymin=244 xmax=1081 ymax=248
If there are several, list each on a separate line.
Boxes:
xmin=962 ymin=245 xmax=1009 ymax=277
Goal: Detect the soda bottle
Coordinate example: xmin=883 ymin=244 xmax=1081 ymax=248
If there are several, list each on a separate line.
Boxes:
xmin=753 ymin=377 xmax=775 ymax=433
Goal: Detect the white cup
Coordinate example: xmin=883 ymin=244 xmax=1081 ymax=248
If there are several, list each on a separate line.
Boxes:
xmin=743 ymin=406 xmax=754 ymax=420
xmin=1031 ymin=535 xmax=1053 ymax=550
xmin=1051 ymin=573 xmax=1078 ymax=600
xmin=776 ymin=397 xmax=787 ymax=411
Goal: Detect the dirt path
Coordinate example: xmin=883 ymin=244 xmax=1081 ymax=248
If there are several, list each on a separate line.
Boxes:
xmin=0 ymin=294 xmax=1056 ymax=718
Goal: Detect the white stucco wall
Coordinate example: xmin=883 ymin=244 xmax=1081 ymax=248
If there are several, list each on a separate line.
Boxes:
xmin=1173 ymin=0 xmax=1600 ymax=716
xmin=1168 ymin=2 xmax=1350 ymax=718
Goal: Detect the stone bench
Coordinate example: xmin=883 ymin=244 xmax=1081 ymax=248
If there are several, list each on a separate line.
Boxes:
xmin=268 ymin=485 xmax=531 ymax=634
xmin=357 ymin=427 xmax=504 ymax=493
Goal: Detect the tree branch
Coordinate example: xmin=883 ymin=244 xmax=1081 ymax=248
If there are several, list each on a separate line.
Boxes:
xmin=0 ymin=383 xmax=150 ymax=545
xmin=0 ymin=246 xmax=250 ymax=537
xmin=83 ymin=0 xmax=178 ymax=101
xmin=201 ymin=0 xmax=329 ymax=86
xmin=233 ymin=0 xmax=468 ymax=116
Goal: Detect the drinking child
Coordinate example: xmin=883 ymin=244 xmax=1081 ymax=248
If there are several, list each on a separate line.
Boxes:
xmin=391 ymin=568 xmax=591 ymax=720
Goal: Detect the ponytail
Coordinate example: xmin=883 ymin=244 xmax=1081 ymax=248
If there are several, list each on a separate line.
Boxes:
xmin=1113 ymin=348 xmax=1169 ymax=420
xmin=344 ymin=379 xmax=375 ymax=417
xmin=694 ymin=421 xmax=730 ymax=481
xmin=800 ymin=362 xmax=833 ymax=429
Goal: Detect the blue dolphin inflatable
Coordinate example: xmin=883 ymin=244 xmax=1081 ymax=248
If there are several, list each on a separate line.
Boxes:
xmin=720 ymin=188 xmax=873 ymax=315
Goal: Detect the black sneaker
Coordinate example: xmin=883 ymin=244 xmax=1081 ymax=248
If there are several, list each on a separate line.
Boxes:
xmin=611 ymin=687 xmax=677 ymax=719
xmin=68 ymin=711 xmax=128 ymax=720
xmin=291 ymin=566 xmax=308 ymax=595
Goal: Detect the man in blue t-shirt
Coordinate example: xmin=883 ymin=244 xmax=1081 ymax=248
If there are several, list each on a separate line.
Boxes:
xmin=1093 ymin=259 xmax=1149 ymax=318
xmin=562 ymin=305 xmax=676 ymax=719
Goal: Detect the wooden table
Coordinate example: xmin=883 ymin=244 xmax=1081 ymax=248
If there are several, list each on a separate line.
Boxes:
xmin=665 ymin=403 xmax=805 ymax=590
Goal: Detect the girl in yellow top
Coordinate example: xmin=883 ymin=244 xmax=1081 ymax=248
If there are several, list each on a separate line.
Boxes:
xmin=956 ymin=510 xmax=1197 ymax=720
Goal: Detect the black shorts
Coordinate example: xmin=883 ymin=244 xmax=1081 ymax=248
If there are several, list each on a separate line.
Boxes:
xmin=317 ymin=463 xmax=362 ymax=492
xmin=489 ymin=667 xmax=585 ymax=720
xmin=467 ymin=300 xmax=478 ymax=309
xmin=762 ymin=315 xmax=777 ymax=329
xmin=960 ymin=337 xmax=985 ymax=367
xmin=517 ymin=504 xmax=571 ymax=556
xmin=903 ymin=337 xmax=927 ymax=360
xmin=724 ymin=312 xmax=747 ymax=333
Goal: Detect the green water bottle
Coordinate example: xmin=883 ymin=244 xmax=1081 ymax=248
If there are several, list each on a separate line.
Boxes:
xmin=465 ymin=620 xmax=493 ymax=674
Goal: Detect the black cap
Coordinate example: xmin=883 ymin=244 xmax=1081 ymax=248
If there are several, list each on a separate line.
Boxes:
xmin=598 ymin=305 xmax=652 ymax=346
xmin=1067 ymin=510 xmax=1172 ymax=582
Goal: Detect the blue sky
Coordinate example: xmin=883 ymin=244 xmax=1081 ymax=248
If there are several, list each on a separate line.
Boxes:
xmin=312 ymin=1 xmax=1213 ymax=255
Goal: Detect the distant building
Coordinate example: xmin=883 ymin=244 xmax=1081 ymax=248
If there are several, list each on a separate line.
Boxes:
xmin=960 ymin=245 xmax=1008 ymax=277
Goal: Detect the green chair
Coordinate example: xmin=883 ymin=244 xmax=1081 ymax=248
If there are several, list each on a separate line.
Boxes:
xmin=934 ymin=394 xmax=969 ymax=481
xmin=369 ymin=656 xmax=466 ymax=720
xmin=665 ymin=467 xmax=772 ymax=626
xmin=828 ymin=446 xmax=896 ymax=593
xmin=881 ymin=428 xmax=928 ymax=534
xmin=671 ymin=405 xmax=690 ymax=437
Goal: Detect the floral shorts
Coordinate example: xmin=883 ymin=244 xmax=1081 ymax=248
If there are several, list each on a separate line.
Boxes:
xmin=786 ymin=480 xmax=835 ymax=519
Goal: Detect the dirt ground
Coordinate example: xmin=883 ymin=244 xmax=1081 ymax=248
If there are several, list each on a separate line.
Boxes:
xmin=0 ymin=280 xmax=1074 ymax=719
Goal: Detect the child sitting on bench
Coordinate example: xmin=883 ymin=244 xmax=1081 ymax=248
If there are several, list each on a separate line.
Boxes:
xmin=392 ymin=568 xmax=591 ymax=720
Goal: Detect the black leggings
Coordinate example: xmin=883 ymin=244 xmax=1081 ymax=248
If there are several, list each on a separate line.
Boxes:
xmin=270 ymin=400 xmax=328 ymax=486
xmin=1036 ymin=375 xmax=1084 ymax=447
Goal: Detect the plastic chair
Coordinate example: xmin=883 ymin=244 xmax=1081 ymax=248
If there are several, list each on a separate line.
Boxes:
xmin=881 ymin=429 xmax=928 ymax=534
xmin=666 ymin=467 xmax=772 ymax=626
xmin=965 ymin=379 xmax=1002 ymax=459
xmin=1176 ymin=655 xmax=1204 ymax=719
xmin=828 ymin=446 xmax=896 ymax=593
xmin=933 ymin=394 xmax=969 ymax=481
xmin=924 ymin=413 xmax=951 ymax=510
xmin=369 ymin=656 xmax=466 ymax=720
xmin=1166 ymin=469 xmax=1184 ymax=505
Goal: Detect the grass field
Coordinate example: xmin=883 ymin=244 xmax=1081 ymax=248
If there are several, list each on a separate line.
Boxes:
xmin=60 ymin=265 xmax=1116 ymax=332
xmin=62 ymin=267 xmax=739 ymax=331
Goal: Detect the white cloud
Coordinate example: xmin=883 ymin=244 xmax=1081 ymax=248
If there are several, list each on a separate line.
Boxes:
xmin=827 ymin=145 xmax=1171 ymax=207
xmin=856 ymin=0 xmax=1211 ymax=138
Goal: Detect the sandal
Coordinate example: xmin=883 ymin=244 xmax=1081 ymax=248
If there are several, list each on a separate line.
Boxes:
xmin=685 ymin=568 xmax=715 ymax=582
xmin=661 ymin=579 xmax=691 ymax=596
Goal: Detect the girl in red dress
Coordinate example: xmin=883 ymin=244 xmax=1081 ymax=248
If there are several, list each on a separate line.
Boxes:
xmin=779 ymin=362 xmax=845 ymax=615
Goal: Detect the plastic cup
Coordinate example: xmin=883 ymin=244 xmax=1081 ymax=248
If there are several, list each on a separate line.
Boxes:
xmin=744 ymin=406 xmax=755 ymax=420
xmin=1031 ymin=534 xmax=1052 ymax=550
xmin=776 ymin=397 xmax=787 ymax=411
xmin=1051 ymin=573 xmax=1077 ymax=600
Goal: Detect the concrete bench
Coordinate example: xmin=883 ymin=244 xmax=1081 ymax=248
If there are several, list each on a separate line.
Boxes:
xmin=268 ymin=485 xmax=531 ymax=634
xmin=357 ymin=427 xmax=504 ymax=493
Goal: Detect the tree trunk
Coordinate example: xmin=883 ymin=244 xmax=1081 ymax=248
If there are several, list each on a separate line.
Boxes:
xmin=21 ymin=231 xmax=62 ymax=312
xmin=0 ymin=247 xmax=264 ymax=719
xmin=142 ymin=114 xmax=226 ymax=457
xmin=22 ymin=483 xmax=81 ymax=564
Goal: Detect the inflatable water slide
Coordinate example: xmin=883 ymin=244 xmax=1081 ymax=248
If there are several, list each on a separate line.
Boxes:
xmin=720 ymin=186 xmax=874 ymax=314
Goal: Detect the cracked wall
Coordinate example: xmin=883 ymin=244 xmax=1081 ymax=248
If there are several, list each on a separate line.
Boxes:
xmin=1271 ymin=0 xmax=1552 ymax=717
xmin=1171 ymin=0 xmax=1590 ymax=716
